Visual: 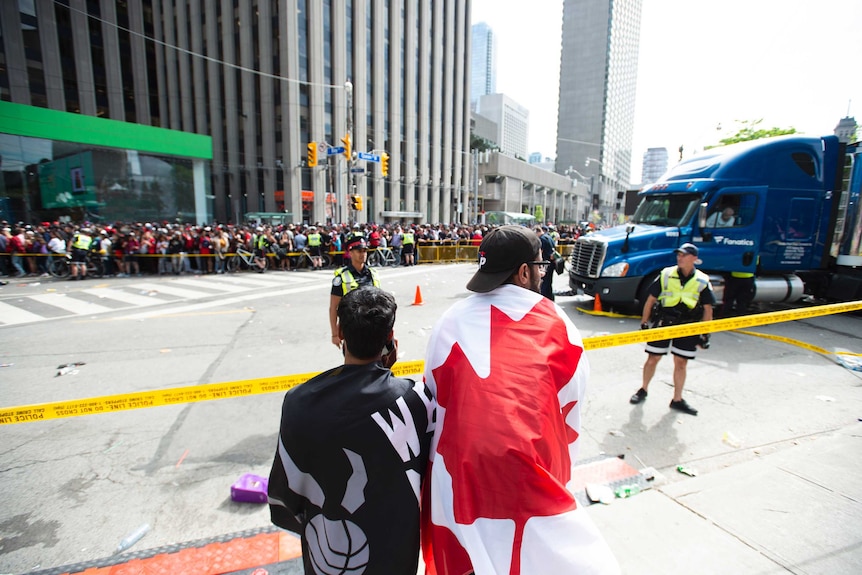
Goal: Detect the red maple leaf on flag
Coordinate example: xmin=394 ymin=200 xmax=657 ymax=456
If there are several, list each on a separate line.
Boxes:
xmin=429 ymin=299 xmax=585 ymax=573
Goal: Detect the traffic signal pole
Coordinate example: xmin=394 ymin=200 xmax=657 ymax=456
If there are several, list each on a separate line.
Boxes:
xmin=345 ymin=80 xmax=354 ymax=224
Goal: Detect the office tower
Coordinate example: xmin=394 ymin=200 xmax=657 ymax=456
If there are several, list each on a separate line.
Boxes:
xmin=471 ymin=22 xmax=497 ymax=108
xmin=0 ymin=1 xmax=472 ymax=225
xmin=556 ymin=0 xmax=642 ymax=220
xmin=641 ymin=147 xmax=669 ymax=184
xmin=476 ymin=94 xmax=529 ymax=160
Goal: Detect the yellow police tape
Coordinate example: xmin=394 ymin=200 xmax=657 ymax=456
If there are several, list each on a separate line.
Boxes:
xmin=0 ymin=360 xmax=425 ymax=426
xmin=2 ymin=303 xmax=860 ymax=426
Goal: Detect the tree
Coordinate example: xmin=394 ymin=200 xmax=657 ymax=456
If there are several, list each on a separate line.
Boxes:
xmin=470 ymin=133 xmax=498 ymax=152
xmin=707 ymin=119 xmax=796 ymax=149
xmin=534 ymin=204 xmax=544 ymax=224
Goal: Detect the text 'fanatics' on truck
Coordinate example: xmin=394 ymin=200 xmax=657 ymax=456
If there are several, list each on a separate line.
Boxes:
xmin=569 ymin=135 xmax=862 ymax=311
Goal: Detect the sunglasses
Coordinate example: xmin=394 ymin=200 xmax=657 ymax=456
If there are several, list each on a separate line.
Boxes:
xmin=525 ymin=260 xmax=551 ymax=274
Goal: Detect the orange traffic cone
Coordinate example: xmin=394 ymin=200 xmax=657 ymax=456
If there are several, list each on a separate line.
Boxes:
xmin=412 ymin=285 xmax=424 ymax=306
xmin=593 ymin=293 xmax=603 ymax=312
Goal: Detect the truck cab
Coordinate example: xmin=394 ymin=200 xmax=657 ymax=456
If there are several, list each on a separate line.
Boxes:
xmin=568 ymin=135 xmax=852 ymax=310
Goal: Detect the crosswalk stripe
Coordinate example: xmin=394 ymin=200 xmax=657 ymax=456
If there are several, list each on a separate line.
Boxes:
xmin=170 ymin=278 xmax=247 ymax=292
xmin=0 ymin=300 xmax=47 ymax=325
xmin=28 ymin=293 xmax=114 ymax=315
xmin=204 ymin=275 xmax=289 ymax=289
xmin=127 ymin=282 xmax=212 ymax=300
xmin=82 ymin=287 xmax=167 ymax=307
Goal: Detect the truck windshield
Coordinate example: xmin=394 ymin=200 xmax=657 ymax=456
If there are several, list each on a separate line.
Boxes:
xmin=632 ymin=194 xmax=701 ymax=227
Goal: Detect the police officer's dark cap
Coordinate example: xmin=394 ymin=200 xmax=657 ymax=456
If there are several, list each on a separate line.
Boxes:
xmin=467 ymin=225 xmax=540 ymax=293
xmin=674 ymin=242 xmax=702 ymax=264
xmin=345 ymin=235 xmax=367 ymax=250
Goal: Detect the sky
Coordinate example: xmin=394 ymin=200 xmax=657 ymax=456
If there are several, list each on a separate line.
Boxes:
xmin=470 ymin=0 xmax=862 ymax=182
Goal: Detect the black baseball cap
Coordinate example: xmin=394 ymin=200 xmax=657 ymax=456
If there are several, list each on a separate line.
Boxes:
xmin=467 ymin=225 xmax=540 ymax=293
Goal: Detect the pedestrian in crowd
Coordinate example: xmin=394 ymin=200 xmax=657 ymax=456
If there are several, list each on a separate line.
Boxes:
xmin=139 ymin=225 xmax=156 ymax=274
xmin=97 ymin=230 xmax=114 ymax=276
xmin=156 ymin=232 xmax=171 ymax=275
xmin=421 ymin=225 xmax=619 ymax=574
xmin=213 ymin=227 xmax=228 ymax=274
xmin=329 ymin=233 xmax=380 ymax=348
xmin=293 ymin=226 xmax=307 ymax=253
xmin=390 ymin=225 xmax=403 ymax=266
xmin=276 ymin=228 xmax=293 ymax=271
xmin=269 ymin=286 xmax=434 ymax=575
xmin=0 ymin=226 xmax=10 ymax=276
xmin=535 ymin=224 xmax=556 ymax=301
xmin=47 ymin=229 xmax=66 ymax=272
xmin=168 ymin=231 xmax=184 ymax=274
xmin=123 ymin=229 xmax=141 ymax=277
xmin=629 ymin=243 xmax=715 ymax=416
xmin=8 ymin=226 xmax=27 ymax=277
xmin=197 ymin=228 xmax=211 ymax=274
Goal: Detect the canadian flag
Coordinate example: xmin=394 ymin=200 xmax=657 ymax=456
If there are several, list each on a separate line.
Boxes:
xmin=422 ymin=285 xmax=619 ymax=575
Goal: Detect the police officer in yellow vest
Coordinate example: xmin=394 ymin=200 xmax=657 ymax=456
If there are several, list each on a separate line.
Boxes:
xmin=722 ymin=270 xmax=755 ymax=317
xmin=253 ymin=227 xmax=271 ymax=273
xmin=69 ymin=227 xmax=93 ymax=281
xmin=401 ymin=228 xmax=416 ymax=266
xmin=307 ymin=226 xmax=324 ymax=270
xmin=329 ymin=233 xmax=381 ymax=348
xmin=629 ymin=243 xmax=715 ymax=416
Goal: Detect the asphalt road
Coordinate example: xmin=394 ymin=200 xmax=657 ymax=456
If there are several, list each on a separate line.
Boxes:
xmin=0 ymin=265 xmax=860 ymax=574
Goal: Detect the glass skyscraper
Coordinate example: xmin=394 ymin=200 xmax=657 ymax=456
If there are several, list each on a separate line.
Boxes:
xmin=470 ymin=22 xmax=496 ymax=107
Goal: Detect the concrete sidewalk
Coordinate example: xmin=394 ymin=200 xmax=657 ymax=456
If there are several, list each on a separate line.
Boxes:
xmin=38 ymin=419 xmax=862 ymax=575
xmin=588 ymin=424 xmax=862 ymax=574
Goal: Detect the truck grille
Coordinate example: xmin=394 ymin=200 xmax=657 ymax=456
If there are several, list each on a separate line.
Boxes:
xmin=569 ymin=240 xmax=606 ymax=278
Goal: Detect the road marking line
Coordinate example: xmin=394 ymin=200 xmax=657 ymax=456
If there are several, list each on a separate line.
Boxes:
xmin=28 ymin=293 xmax=113 ymax=315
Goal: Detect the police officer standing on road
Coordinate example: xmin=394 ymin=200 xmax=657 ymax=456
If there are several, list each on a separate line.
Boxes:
xmin=307 ymin=226 xmax=323 ymax=270
xmin=69 ymin=227 xmax=93 ymax=281
xmin=329 ymin=233 xmax=380 ymax=348
xmin=629 ymin=243 xmax=715 ymax=415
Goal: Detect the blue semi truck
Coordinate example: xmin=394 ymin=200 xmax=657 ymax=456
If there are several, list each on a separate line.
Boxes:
xmin=568 ymin=135 xmax=862 ymax=311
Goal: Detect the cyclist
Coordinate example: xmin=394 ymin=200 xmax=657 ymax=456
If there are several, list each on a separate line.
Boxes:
xmin=69 ymin=227 xmax=93 ymax=281
xmin=306 ymin=226 xmax=324 ymax=270
xmin=329 ymin=233 xmax=380 ymax=348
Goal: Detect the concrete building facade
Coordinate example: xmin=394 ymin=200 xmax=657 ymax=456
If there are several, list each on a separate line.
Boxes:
xmin=476 ymin=150 xmax=590 ymax=223
xmin=0 ymin=0 xmax=472 ymax=225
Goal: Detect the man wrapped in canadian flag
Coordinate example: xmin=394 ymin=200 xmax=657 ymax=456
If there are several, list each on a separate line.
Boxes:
xmin=422 ymin=225 xmax=619 ymax=575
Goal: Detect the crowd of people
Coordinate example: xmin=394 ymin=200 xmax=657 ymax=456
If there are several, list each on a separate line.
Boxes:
xmin=0 ymin=219 xmax=590 ymax=279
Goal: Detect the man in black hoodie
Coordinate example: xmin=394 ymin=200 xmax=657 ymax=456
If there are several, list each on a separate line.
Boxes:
xmin=268 ymin=287 xmax=435 ymax=574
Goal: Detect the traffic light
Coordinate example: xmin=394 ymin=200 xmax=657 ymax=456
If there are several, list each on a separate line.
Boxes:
xmin=341 ymin=133 xmax=351 ymax=160
xmin=350 ymin=195 xmax=363 ymax=211
xmin=307 ymin=142 xmax=318 ymax=167
xmin=381 ymin=152 xmax=389 ymax=177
